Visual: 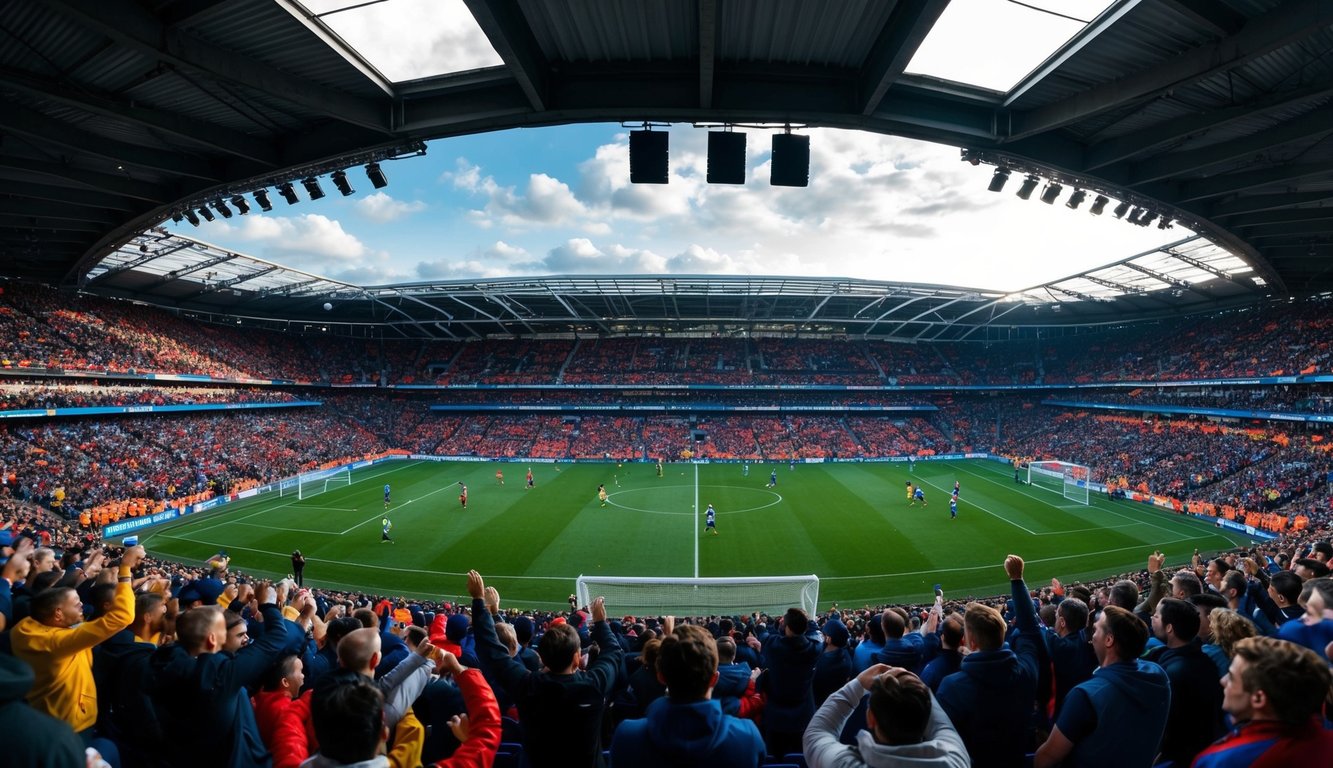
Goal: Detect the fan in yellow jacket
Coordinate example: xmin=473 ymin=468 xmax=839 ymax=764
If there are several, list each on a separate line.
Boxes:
xmin=11 ymin=544 xmax=146 ymax=733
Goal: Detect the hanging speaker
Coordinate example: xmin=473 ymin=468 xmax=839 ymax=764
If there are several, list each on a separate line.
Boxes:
xmin=629 ymin=130 xmax=669 ymax=184
xmin=707 ymin=132 xmax=747 ymax=185
xmin=770 ymin=134 xmax=810 ymax=187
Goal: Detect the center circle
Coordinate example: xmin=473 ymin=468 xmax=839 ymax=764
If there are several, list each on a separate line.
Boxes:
xmin=606 ymin=484 xmax=784 ymax=516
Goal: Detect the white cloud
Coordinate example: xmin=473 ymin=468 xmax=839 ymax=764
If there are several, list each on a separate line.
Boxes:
xmin=356 ymin=192 xmax=427 ymax=223
xmin=304 ymin=0 xmax=502 ymax=82
xmin=197 ymin=214 xmax=372 ymax=269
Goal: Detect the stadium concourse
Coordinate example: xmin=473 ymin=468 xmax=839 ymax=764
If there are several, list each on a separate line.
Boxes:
xmin=0 ymin=285 xmax=1330 ymax=767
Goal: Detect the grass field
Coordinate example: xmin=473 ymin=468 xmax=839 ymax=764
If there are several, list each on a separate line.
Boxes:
xmin=141 ymin=458 xmax=1248 ymax=610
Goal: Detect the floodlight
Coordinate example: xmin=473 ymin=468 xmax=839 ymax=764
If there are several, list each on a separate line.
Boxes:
xmin=1040 ymin=182 xmax=1063 ymax=204
xmin=302 ymin=177 xmax=325 ymax=200
xmin=987 ymin=168 xmax=1011 ymax=192
xmin=1139 ymin=210 xmax=1158 ymax=227
xmin=197 ymin=206 xmax=215 ymax=222
xmin=1066 ymin=189 xmax=1087 ymax=209
xmin=331 ymin=170 xmax=354 ymax=196
xmin=1158 ymin=217 xmax=1173 ymax=230
xmin=214 ymin=199 xmax=232 ymax=218
xmin=278 ymin=182 xmax=299 ymax=205
xmin=254 ymin=189 xmax=273 ymax=212
xmin=629 ymin=130 xmax=669 ymax=184
xmin=1113 ymin=201 xmax=1131 ymax=219
xmin=1016 ymin=175 xmax=1040 ymax=200
xmin=1089 ymin=195 xmax=1109 ymax=215
xmin=184 ymin=210 xmax=200 ymax=226
xmin=365 ymin=162 xmax=388 ymax=189
xmin=171 ymin=213 xmax=183 ymax=224
xmin=231 ymin=195 xmax=250 ymax=215
xmin=1126 ymin=207 xmax=1142 ymax=225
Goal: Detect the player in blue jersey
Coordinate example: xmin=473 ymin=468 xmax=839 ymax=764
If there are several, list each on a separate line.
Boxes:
xmin=912 ymin=486 xmax=926 ymax=507
xmin=953 ymin=480 xmax=960 ymax=497
xmin=950 ymin=496 xmax=958 ymax=519
xmin=383 ymin=483 xmax=391 ymax=510
xmin=705 ymin=504 xmax=717 ymax=534
xmin=767 ymin=469 xmax=778 ymax=488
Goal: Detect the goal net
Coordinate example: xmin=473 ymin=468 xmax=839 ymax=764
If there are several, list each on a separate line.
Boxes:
xmin=575 ymin=574 xmax=819 ymax=617
xmin=281 ymin=467 xmax=353 ymax=500
xmin=1027 ymin=460 xmax=1091 ymax=505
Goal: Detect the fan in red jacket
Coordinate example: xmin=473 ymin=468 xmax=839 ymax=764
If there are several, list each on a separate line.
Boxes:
xmin=251 ymin=653 xmax=318 ymax=768
xmin=431 ymin=650 xmax=502 ymax=768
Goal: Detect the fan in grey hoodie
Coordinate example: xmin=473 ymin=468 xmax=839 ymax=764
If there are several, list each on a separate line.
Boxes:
xmin=804 ymin=663 xmax=969 ymax=768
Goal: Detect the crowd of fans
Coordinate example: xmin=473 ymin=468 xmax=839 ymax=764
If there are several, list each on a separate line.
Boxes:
xmin=0 ymin=383 xmax=301 ymax=411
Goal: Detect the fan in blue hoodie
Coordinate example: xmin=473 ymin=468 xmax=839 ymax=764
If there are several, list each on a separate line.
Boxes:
xmin=1034 ymin=605 xmax=1171 ymax=768
xmin=611 ymin=624 xmax=766 ymax=767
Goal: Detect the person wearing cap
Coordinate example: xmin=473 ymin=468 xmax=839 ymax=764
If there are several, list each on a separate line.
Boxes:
xmin=611 ymin=624 xmax=765 ymax=767
xmin=467 ymin=569 xmax=622 ymax=767
xmin=936 ymin=556 xmax=1042 ymax=768
xmin=813 ymin=619 xmax=853 ymax=705
xmin=1193 ymin=636 xmax=1333 ymax=767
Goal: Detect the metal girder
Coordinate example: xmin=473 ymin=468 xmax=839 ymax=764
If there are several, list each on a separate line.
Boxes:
xmin=1084 ymin=77 xmax=1333 ymax=169
xmin=941 ymin=301 xmax=1028 ymax=342
xmin=42 ymin=0 xmax=390 ymax=133
xmin=699 ymin=0 xmax=717 ymax=108
xmin=273 ymin=0 xmax=393 ymax=97
xmin=1160 ymin=0 xmax=1247 ymax=37
xmin=1124 ymin=106 xmax=1333 ymax=185
xmin=804 ymin=293 xmax=834 ymax=323
xmin=1047 ymin=285 xmax=1101 ymax=303
xmin=0 ymin=156 xmax=166 ymax=202
xmin=182 ymin=266 xmax=279 ymax=299
xmin=162 ymin=0 xmax=240 ymax=29
xmin=892 ymin=297 xmax=967 ymax=337
xmin=1248 ymin=223 xmax=1333 ymax=239
xmin=1003 ymin=0 xmax=1143 ymax=108
xmin=86 ymin=240 xmax=194 ymax=283
xmin=480 ymin=290 xmax=537 ymax=335
xmin=7 ymin=182 xmax=138 ymax=212
xmin=1011 ymin=0 xmax=1333 ymax=139
xmin=0 ymin=65 xmax=279 ymax=166
xmin=143 ymin=252 xmax=239 ymax=289
xmin=463 ymin=0 xmax=547 ymax=112
xmin=1227 ymin=208 xmax=1333 ymax=227
xmin=1123 ymin=261 xmax=1206 ymax=296
xmin=1179 ymin=162 xmax=1333 ymax=202
xmin=1 ymin=200 xmax=118 ymax=226
xmin=1162 ymin=248 xmax=1248 ymax=287
xmin=859 ymin=0 xmax=949 ymax=115
xmin=1080 ymin=274 xmax=1148 ymax=295
xmin=1209 ymin=191 xmax=1333 ymax=217
xmin=0 ymin=103 xmax=217 ymax=180
xmin=0 ymin=215 xmax=102 ymax=233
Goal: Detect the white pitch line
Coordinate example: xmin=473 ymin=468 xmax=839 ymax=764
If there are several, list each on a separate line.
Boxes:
xmin=693 ymin=463 xmax=700 ymax=578
xmin=913 ymin=474 xmax=1039 ymax=535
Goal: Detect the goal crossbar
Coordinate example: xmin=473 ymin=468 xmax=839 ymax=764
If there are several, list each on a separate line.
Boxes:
xmin=1028 ymin=460 xmax=1091 ymax=505
xmin=576 ymin=574 xmax=819 ymax=617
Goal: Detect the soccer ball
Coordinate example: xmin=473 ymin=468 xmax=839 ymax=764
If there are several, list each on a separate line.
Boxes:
xmin=322 ymin=302 xmax=332 ymax=311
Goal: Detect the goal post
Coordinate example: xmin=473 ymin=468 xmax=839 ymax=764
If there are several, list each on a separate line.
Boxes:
xmin=284 ymin=466 xmax=353 ymax=500
xmin=575 ymin=574 xmax=820 ymax=617
xmin=1028 ymin=460 xmax=1091 ymax=505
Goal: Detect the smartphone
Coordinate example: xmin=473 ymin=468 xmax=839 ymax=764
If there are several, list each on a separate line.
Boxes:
xmin=122 ymin=536 xmax=139 ymax=547
xmin=933 ymin=583 xmax=943 ymax=597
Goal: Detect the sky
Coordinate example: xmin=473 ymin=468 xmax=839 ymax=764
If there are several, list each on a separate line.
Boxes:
xmin=167 ymin=0 xmax=1187 ymax=294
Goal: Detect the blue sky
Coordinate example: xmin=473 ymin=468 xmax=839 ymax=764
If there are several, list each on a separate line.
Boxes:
xmin=173 ymin=122 xmax=1186 ymax=293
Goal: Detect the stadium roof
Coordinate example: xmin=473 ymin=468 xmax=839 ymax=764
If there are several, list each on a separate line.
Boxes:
xmin=3 ymin=0 xmax=1333 ymax=321
xmin=84 ymin=229 xmax=1259 ymax=340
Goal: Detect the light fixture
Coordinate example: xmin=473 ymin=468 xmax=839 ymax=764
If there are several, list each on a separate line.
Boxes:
xmin=630 ymin=129 xmax=669 ymax=184
xmin=1126 ymin=207 xmax=1142 ymax=225
xmin=184 ymin=210 xmax=200 ymax=226
xmin=1039 ymin=181 xmax=1063 ymax=204
xmin=365 ymin=163 xmax=388 ymax=189
xmin=1089 ymin=195 xmax=1109 ymax=215
xmin=1139 ymin=210 xmax=1158 ymax=227
xmin=987 ymin=168 xmax=1011 ymax=192
xmin=706 ymin=131 xmax=747 ymax=185
xmin=214 ymin=199 xmax=232 ymax=218
xmin=255 ymin=189 xmax=274 ymax=212
xmin=231 ymin=195 xmax=250 ymax=215
xmin=331 ymin=170 xmax=354 ymax=196
xmin=1113 ymin=201 xmax=1131 ymax=218
xmin=1065 ymin=189 xmax=1087 ymax=209
xmin=1157 ymin=217 xmax=1173 ymax=230
xmin=302 ymin=177 xmax=325 ymax=200
xmin=197 ymin=206 xmax=215 ymax=222
xmin=770 ymin=132 xmax=810 ymax=187
xmin=278 ymin=182 xmax=299 ymax=205
xmin=171 ymin=213 xmax=183 ymax=224
xmin=1016 ymin=175 xmax=1040 ymax=200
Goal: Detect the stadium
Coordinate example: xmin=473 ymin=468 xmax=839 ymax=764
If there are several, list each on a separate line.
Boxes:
xmin=2 ymin=2 xmax=1332 ymax=768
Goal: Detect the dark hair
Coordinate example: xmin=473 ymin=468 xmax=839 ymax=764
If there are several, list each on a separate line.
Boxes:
xmin=351 ymin=607 xmax=378 ymax=629
xmin=657 ymin=625 xmax=717 ymax=701
xmin=1102 ymin=606 xmax=1149 ymax=660
xmin=1156 ymin=597 xmax=1200 ymax=642
xmin=30 ymin=586 xmax=74 ymax=623
xmin=1267 ymin=570 xmax=1301 ymax=605
xmin=783 ymin=607 xmax=809 ymax=635
xmin=1108 ymin=580 xmax=1139 ymax=610
xmin=867 ymin=669 xmax=932 ymax=745
xmin=1187 ymin=592 xmax=1227 ymax=612
xmin=1293 ymin=558 xmax=1329 ymax=577
xmin=1057 ymin=597 xmax=1089 ymax=631
xmin=88 ymin=583 xmax=118 ymax=617
xmin=715 ymin=635 xmax=737 ymax=664
xmin=262 ymin=654 xmax=302 ymax=692
xmin=405 ymin=625 xmax=427 ymax=648
xmin=880 ymin=608 xmax=907 ymax=639
xmin=939 ymin=614 xmax=964 ymax=649
xmin=1170 ymin=570 xmax=1203 ymax=596
xmin=177 ymin=606 xmax=223 ymax=651
xmin=325 ymin=617 xmax=362 ymax=649
xmin=135 ymin=591 xmax=164 ymax=621
xmin=311 ymin=679 xmax=385 ymax=763
xmin=537 ymin=623 xmax=580 ymax=670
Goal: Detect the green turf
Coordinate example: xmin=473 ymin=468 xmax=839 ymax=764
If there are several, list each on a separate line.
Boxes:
xmin=141 ymin=459 xmax=1247 ymax=610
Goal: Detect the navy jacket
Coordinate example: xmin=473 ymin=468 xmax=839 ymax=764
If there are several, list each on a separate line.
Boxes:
xmin=759 ymin=631 xmax=820 ymax=734
xmin=1144 ymin=638 xmax=1225 ymax=765
xmin=611 ymin=697 xmax=765 ymax=768
xmin=1056 ymin=659 xmax=1172 ymax=768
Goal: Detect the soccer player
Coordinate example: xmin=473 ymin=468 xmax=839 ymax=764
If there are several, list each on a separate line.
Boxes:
xmin=656 ymin=459 xmax=663 ymax=477
xmin=908 ymin=456 xmax=915 ymax=473
xmin=458 ymin=482 xmax=468 ymax=509
xmin=598 ymin=484 xmax=608 ymax=507
xmin=950 ymin=496 xmax=958 ymax=520
xmin=526 ymin=467 xmax=534 ymax=489
xmin=742 ymin=463 xmax=749 ymax=477
xmin=496 ymin=469 xmax=504 ymax=485
xmin=705 ymin=504 xmax=717 ymax=534
xmin=906 ymin=481 xmax=914 ymax=505
xmin=383 ymin=483 xmax=391 ymax=510
xmin=381 ymin=518 xmax=393 ymax=543
xmin=912 ymin=486 xmax=926 ymax=507
xmin=767 ymin=468 xmax=778 ymax=488
xmin=953 ymin=480 xmax=960 ymax=497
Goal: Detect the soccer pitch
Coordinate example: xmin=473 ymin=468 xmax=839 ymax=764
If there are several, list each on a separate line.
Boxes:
xmin=142 ymin=459 xmax=1246 ymax=609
